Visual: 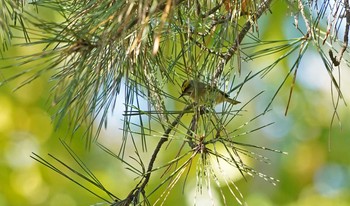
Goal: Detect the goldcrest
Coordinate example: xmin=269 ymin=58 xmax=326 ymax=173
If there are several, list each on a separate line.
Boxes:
xmin=180 ymin=80 xmax=240 ymax=105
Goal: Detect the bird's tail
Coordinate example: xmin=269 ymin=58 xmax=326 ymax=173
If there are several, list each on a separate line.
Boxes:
xmin=226 ymin=97 xmax=240 ymax=105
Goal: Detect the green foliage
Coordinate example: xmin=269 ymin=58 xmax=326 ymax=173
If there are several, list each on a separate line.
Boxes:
xmin=1 ymin=0 xmax=350 ymax=205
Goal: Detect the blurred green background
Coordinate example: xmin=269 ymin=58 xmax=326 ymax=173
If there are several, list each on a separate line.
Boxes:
xmin=1 ymin=2 xmax=350 ymax=206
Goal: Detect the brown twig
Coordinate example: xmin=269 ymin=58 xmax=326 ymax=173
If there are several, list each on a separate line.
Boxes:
xmin=116 ymin=105 xmax=192 ymax=205
xmin=298 ymin=0 xmax=312 ymax=38
xmin=212 ymin=0 xmax=273 ymax=84
xmin=327 ymin=0 xmax=349 ymax=66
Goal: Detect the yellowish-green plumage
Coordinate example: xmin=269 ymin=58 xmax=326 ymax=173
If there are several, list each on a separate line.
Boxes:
xmin=180 ymin=80 xmax=240 ymax=105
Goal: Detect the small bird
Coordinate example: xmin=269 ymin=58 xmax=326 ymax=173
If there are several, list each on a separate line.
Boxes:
xmin=180 ymin=80 xmax=240 ymax=105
